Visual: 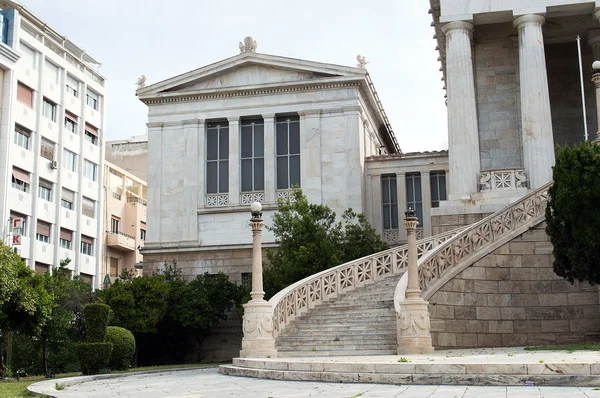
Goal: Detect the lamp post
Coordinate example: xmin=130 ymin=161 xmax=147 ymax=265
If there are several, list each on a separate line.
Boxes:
xmin=396 ymin=208 xmax=434 ymax=354
xmin=239 ymin=202 xmax=277 ymax=358
xmin=592 ymin=61 xmax=600 ymax=143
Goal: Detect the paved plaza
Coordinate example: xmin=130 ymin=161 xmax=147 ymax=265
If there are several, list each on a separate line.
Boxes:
xmin=29 ymin=367 xmax=600 ymax=398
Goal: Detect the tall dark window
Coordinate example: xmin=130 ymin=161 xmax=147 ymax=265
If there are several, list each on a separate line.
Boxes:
xmin=381 ymin=175 xmax=398 ymax=230
xmin=406 ymin=173 xmax=423 ymax=224
xmin=241 ymin=119 xmax=264 ymax=192
xmin=430 ymin=171 xmax=447 ymax=208
xmin=276 ymin=115 xmax=300 ymax=189
xmin=206 ymin=122 xmax=229 ymax=194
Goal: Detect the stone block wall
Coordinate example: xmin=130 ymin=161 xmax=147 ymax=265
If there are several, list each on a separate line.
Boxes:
xmin=432 ymin=213 xmax=490 ymax=235
xmin=429 ymin=223 xmax=600 ymax=348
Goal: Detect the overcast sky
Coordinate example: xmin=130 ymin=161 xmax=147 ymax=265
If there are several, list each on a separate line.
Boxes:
xmin=21 ymin=0 xmax=448 ymax=153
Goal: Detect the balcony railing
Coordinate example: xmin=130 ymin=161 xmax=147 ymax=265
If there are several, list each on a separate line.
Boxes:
xmin=127 ymin=196 xmax=147 ymax=206
xmin=106 ymin=231 xmax=135 ymax=252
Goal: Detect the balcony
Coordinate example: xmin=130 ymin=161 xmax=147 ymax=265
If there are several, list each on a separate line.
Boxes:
xmin=106 ymin=231 xmax=135 ymax=252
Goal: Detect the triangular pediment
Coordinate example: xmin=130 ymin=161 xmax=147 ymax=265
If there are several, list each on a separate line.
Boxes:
xmin=137 ymin=52 xmax=366 ymax=97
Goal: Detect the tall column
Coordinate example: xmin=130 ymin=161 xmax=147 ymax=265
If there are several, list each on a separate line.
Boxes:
xmin=514 ymin=14 xmax=555 ymax=189
xmin=197 ymin=120 xmax=206 ymax=209
xmin=262 ymin=114 xmax=275 ymax=203
xmin=182 ymin=119 xmax=199 ymax=243
xmin=249 ymin=204 xmax=265 ymax=302
xmin=441 ymin=21 xmax=480 ymax=198
xmin=404 ymin=211 xmax=420 ymax=299
xmin=228 ymin=117 xmax=240 ymax=205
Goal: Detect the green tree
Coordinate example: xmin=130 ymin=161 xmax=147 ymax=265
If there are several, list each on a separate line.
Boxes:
xmin=546 ymin=142 xmax=600 ymax=285
xmin=264 ymin=188 xmax=388 ymax=299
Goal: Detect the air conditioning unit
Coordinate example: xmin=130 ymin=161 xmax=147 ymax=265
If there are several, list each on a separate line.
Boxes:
xmin=50 ymin=160 xmax=58 ymax=169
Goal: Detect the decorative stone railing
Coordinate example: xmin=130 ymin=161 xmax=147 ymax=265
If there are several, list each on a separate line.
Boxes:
xmin=205 ymin=194 xmax=229 ymax=207
xmin=382 ymin=228 xmax=423 ymax=245
xmin=415 ymin=182 xmax=551 ymax=298
xmin=241 ymin=192 xmax=264 ymax=205
xmin=479 ymin=169 xmax=527 ymax=191
xmin=268 ymin=228 xmax=463 ymax=338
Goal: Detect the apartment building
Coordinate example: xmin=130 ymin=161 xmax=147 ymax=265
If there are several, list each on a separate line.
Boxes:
xmin=101 ymin=161 xmax=146 ymax=286
xmin=0 ymin=1 xmax=106 ymax=286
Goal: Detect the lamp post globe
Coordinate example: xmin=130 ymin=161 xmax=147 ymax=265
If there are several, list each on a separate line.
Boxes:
xmin=250 ymin=201 xmax=262 ymax=214
xmin=593 ymin=60 xmax=600 ymax=73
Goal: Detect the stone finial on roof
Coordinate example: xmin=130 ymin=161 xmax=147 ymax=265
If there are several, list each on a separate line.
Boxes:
xmin=356 ymin=55 xmax=368 ymax=68
xmin=239 ymin=36 xmax=257 ymax=53
xmin=136 ymin=75 xmax=146 ymax=89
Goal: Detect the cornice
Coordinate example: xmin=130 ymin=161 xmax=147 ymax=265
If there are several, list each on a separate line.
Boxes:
xmin=0 ymin=43 xmax=20 ymax=64
xmin=146 ymin=122 xmax=163 ymax=129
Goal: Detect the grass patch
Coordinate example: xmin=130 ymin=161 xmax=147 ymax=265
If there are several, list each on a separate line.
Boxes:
xmin=524 ymin=343 xmax=600 ymax=352
xmin=0 ymin=363 xmax=221 ymax=397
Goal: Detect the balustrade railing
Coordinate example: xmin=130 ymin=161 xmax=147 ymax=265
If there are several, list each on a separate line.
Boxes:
xmin=269 ymin=228 xmax=463 ymax=337
xmin=417 ymin=182 xmax=551 ymax=295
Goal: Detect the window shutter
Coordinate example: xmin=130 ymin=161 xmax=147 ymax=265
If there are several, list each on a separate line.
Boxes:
xmin=81 ymin=235 xmax=93 ymax=245
xmin=60 ymin=228 xmax=72 ymax=241
xmin=17 ymin=83 xmax=33 ymax=108
xmin=61 ymin=188 xmax=74 ymax=202
xmin=36 ymin=220 xmax=50 ymax=236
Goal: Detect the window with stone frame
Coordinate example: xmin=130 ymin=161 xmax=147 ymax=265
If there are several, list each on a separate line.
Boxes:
xmin=82 ymin=196 xmax=95 ymax=218
xmin=38 ymin=179 xmax=52 ymax=202
xmin=42 ymin=97 xmax=57 ymax=122
xmin=276 ymin=115 xmax=300 ymax=189
xmin=80 ymin=235 xmax=94 ymax=256
xmin=406 ymin=173 xmax=423 ymax=224
xmin=60 ymin=228 xmax=72 ymax=249
xmin=430 ymin=171 xmax=447 ymax=208
xmin=381 ymin=175 xmax=399 ymax=230
xmin=241 ymin=118 xmax=264 ymax=192
xmin=206 ymin=121 xmax=229 ymax=194
xmin=241 ymin=272 xmax=251 ymax=287
xmin=63 ymin=149 xmax=77 ymax=172
xmin=61 ymin=188 xmax=75 ymax=210
xmin=64 ymin=112 xmax=78 ymax=134
xmin=83 ymin=159 xmax=97 ymax=181
xmin=36 ymin=220 xmax=51 ymax=243
xmin=14 ymin=125 xmax=31 ymax=150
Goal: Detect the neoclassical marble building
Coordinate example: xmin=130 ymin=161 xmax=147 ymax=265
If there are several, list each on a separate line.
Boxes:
xmin=430 ymin=0 xmax=600 ymax=229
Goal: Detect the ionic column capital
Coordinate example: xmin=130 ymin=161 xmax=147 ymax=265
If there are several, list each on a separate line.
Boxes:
xmin=514 ymin=14 xmax=545 ymax=29
xmin=441 ymin=20 xmax=473 ymax=35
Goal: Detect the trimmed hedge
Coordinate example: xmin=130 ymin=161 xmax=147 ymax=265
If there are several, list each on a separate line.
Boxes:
xmin=83 ymin=303 xmax=111 ymax=342
xmin=105 ymin=326 xmax=136 ymax=370
xmin=77 ymin=342 xmax=113 ymax=375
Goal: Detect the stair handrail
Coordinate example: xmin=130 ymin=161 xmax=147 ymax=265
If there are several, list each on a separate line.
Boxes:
xmin=395 ymin=182 xmax=551 ymax=305
xmin=268 ymin=228 xmax=464 ymax=337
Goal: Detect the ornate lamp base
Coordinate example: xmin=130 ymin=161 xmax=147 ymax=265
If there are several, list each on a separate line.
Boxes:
xmin=397 ymin=298 xmax=434 ymax=355
xmin=239 ymin=301 xmax=278 ymax=358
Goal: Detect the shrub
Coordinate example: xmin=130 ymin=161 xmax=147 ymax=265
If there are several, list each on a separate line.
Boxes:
xmin=83 ymin=303 xmax=111 ymax=342
xmin=105 ymin=326 xmax=136 ymax=370
xmin=77 ymin=342 xmax=113 ymax=375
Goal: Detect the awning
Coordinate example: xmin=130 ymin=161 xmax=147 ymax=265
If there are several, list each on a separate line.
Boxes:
xmin=140 ymin=221 xmax=146 ymax=229
xmin=85 ymin=123 xmax=98 ymax=137
xmin=12 ymin=167 xmax=31 ymax=184
xmin=65 ymin=111 xmax=78 ymax=123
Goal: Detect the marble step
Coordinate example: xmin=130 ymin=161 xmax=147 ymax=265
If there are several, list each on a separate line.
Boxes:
xmin=276 ymin=343 xmax=396 ymax=351
xmin=277 ymin=333 xmax=396 ymax=341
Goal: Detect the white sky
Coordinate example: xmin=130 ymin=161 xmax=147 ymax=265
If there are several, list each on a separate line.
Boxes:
xmin=21 ymin=0 xmax=448 ymax=153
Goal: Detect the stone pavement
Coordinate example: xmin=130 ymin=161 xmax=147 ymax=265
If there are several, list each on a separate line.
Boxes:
xmin=29 ymin=367 xmax=600 ymax=398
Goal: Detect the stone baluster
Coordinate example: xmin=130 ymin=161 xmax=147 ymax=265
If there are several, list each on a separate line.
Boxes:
xmin=441 ymin=21 xmax=480 ymax=199
xmin=514 ymin=14 xmax=555 ymax=189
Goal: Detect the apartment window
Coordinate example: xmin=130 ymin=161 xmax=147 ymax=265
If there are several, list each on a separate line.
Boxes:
xmin=241 ymin=272 xmax=251 ymax=287
xmin=241 ymin=119 xmax=264 ymax=192
xmin=12 ymin=167 xmax=31 ymax=193
xmin=206 ymin=121 xmax=229 ymax=194
xmin=83 ymin=159 xmax=97 ymax=181
xmin=42 ymin=98 xmax=57 ymax=122
xmin=60 ymin=228 xmax=72 ymax=249
xmin=61 ymin=188 xmax=75 ymax=210
xmin=35 ymin=262 xmax=50 ymax=275
xmin=86 ymin=90 xmax=98 ymax=110
xmin=276 ymin=115 xmax=300 ymax=189
xmin=65 ymin=112 xmax=78 ymax=134
xmin=40 ymin=138 xmax=55 ymax=161
xmin=17 ymin=82 xmax=33 ymax=108
xmin=10 ymin=211 xmax=27 ymax=237
xmin=406 ymin=173 xmax=423 ymax=224
xmin=44 ymin=61 xmax=60 ymax=85
xmin=82 ymin=196 xmax=95 ymax=218
xmin=80 ymin=273 xmax=93 ymax=286
xmin=381 ymin=175 xmax=399 ymax=230
xmin=66 ymin=75 xmax=78 ymax=97
xmin=110 ymin=257 xmax=119 ymax=278
xmin=36 ymin=220 xmax=51 ymax=243
xmin=84 ymin=123 xmax=98 ymax=145
xmin=63 ymin=149 xmax=77 ymax=172
xmin=20 ymin=43 xmax=37 ymax=71
xmin=430 ymin=171 xmax=447 ymax=208
xmin=111 ymin=216 xmax=120 ymax=233
xmin=38 ymin=179 xmax=52 ymax=202
xmin=80 ymin=235 xmax=93 ymax=256
xmin=140 ymin=221 xmax=146 ymax=240
xmin=14 ymin=125 xmax=31 ymax=150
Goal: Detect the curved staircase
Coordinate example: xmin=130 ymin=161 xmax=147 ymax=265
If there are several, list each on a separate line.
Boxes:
xmin=269 ymin=230 xmax=461 ymax=356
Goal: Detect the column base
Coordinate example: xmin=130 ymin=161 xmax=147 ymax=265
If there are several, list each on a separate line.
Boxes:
xmin=239 ymin=300 xmax=278 ymax=358
xmin=397 ymin=298 xmax=434 ymax=355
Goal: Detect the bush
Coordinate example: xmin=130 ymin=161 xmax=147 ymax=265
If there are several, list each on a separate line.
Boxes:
xmin=77 ymin=342 xmax=113 ymax=375
xmin=83 ymin=303 xmax=111 ymax=342
xmin=105 ymin=326 xmax=135 ymax=370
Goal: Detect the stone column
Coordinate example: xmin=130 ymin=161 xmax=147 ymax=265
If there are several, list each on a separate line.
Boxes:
xmin=514 ymin=14 xmax=555 ymax=189
xmin=441 ymin=21 xmax=480 ymax=199
xmin=197 ymin=119 xmax=206 ymax=208
xmin=262 ymin=114 xmax=275 ymax=203
xmin=182 ymin=119 xmax=200 ymax=242
xmin=240 ymin=203 xmax=277 ymax=358
xmin=397 ymin=209 xmax=433 ymax=354
xmin=228 ymin=116 xmax=240 ymax=205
